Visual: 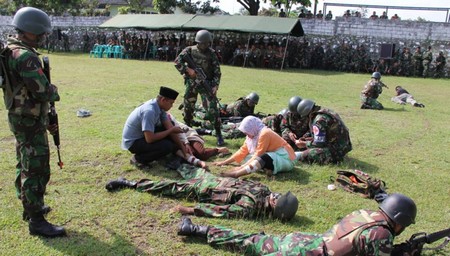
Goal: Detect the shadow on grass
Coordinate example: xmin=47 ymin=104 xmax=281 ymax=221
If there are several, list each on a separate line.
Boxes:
xmin=381 ymin=107 xmax=408 ymax=112
xmin=246 ymin=167 xmax=311 ymax=185
xmin=337 ymin=157 xmax=380 ymax=174
xmin=42 ymin=230 xmax=149 ymax=256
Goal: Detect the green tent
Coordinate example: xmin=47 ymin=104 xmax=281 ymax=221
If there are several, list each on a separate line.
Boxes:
xmin=182 ymin=15 xmax=303 ymax=36
xmin=99 ymin=14 xmax=304 ymax=36
xmin=99 ymin=14 xmax=196 ymax=30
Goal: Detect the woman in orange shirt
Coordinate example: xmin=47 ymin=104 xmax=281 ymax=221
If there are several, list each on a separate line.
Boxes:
xmin=214 ymin=116 xmax=296 ymax=178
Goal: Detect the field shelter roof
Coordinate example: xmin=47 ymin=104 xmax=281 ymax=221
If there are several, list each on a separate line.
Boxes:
xmin=99 ymin=14 xmax=304 ymax=36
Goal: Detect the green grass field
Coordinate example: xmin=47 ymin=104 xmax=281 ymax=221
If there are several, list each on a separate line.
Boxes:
xmin=0 ymin=53 xmax=448 ymax=255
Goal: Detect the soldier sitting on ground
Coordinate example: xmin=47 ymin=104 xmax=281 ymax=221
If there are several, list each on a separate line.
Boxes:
xmin=294 ymin=99 xmax=352 ymax=164
xmin=220 ymin=92 xmax=260 ymax=119
xmin=178 ymin=193 xmax=417 ymax=256
xmin=280 ymin=96 xmax=310 ymax=150
xmin=360 ymin=72 xmax=388 ymax=110
xmin=106 ymin=164 xmax=299 ymax=221
xmin=391 ymin=86 xmax=425 ymax=108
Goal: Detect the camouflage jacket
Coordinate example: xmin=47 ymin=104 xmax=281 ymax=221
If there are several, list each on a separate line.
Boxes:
xmin=174 ymin=45 xmax=221 ymax=87
xmin=306 ymin=108 xmax=352 ymax=158
xmin=192 ymin=171 xmax=273 ymax=219
xmin=422 ymin=50 xmax=433 ymax=62
xmin=280 ymin=111 xmax=310 ymax=140
xmin=224 ymin=97 xmax=254 ymax=117
xmin=361 ymin=79 xmax=383 ymax=99
xmin=323 ymin=209 xmax=395 ymax=256
xmin=4 ymin=36 xmax=59 ymax=119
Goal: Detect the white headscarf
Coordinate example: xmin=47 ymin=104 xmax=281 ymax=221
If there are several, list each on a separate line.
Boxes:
xmin=238 ymin=116 xmax=265 ymax=154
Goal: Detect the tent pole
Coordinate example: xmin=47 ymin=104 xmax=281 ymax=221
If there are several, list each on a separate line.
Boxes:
xmin=243 ymin=33 xmax=251 ymax=68
xmin=280 ymin=34 xmax=290 ymax=71
xmin=144 ymin=34 xmax=150 ymax=60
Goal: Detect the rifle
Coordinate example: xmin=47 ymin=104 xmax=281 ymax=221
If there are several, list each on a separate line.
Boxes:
xmin=183 ymin=53 xmax=221 ymax=108
xmin=391 ymin=227 xmax=450 ymax=256
xmin=42 ymin=56 xmax=63 ymax=169
xmin=220 ymin=116 xmax=244 ymax=124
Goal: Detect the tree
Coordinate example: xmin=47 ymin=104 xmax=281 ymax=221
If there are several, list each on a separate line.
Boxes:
xmin=270 ymin=0 xmax=311 ymax=16
xmin=237 ymin=0 xmax=261 ymax=16
xmin=153 ymin=0 xmax=219 ymax=14
xmin=125 ymin=0 xmax=147 ymax=13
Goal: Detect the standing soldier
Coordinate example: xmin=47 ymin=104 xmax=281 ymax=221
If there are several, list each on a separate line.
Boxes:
xmin=360 ymin=72 xmax=387 ymax=110
xmin=280 ymin=96 xmax=309 ymax=150
xmin=174 ymin=30 xmax=224 ymax=146
xmin=412 ymin=46 xmax=423 ymax=77
xmin=221 ymin=92 xmax=259 ymax=118
xmin=399 ymin=47 xmax=412 ymax=77
xmin=434 ymin=51 xmax=447 ymax=78
xmin=106 ymin=164 xmax=299 ymax=221
xmin=422 ymin=46 xmax=433 ymax=78
xmin=178 ymin=193 xmax=417 ymax=256
xmin=295 ymin=99 xmax=352 ymax=164
xmin=1 ymin=7 xmax=65 ymax=237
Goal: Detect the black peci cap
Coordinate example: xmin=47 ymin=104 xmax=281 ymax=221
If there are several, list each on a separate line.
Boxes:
xmin=159 ymin=86 xmax=179 ymax=100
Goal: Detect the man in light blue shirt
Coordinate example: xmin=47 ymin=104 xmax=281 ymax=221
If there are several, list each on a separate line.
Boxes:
xmin=122 ymin=86 xmax=186 ymax=168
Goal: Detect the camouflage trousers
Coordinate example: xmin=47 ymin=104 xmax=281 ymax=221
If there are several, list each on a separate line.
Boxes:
xmin=8 ymin=114 xmax=51 ymax=214
xmin=360 ymin=95 xmax=383 ymax=110
xmin=183 ymin=80 xmax=221 ymax=131
xmin=136 ymin=165 xmax=219 ymax=200
xmin=297 ymin=147 xmax=340 ymax=165
xmin=207 ymin=226 xmax=326 ymax=255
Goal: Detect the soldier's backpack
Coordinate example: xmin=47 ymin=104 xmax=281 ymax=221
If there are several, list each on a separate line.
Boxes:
xmin=0 ymin=43 xmax=19 ymax=110
xmin=335 ymin=169 xmax=386 ymax=200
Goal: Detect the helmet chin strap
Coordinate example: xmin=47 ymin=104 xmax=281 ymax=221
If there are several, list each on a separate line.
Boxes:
xmin=21 ymin=32 xmax=41 ymax=48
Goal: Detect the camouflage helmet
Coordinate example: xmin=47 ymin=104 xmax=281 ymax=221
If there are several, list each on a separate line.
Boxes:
xmin=296 ymin=99 xmax=315 ymax=118
xmin=273 ymin=191 xmax=298 ymax=221
xmin=195 ymin=30 xmax=213 ymax=44
xmin=245 ymin=92 xmax=259 ymax=105
xmin=371 ymin=72 xmax=381 ymax=79
xmin=288 ymin=96 xmax=302 ymax=112
xmin=12 ymin=7 xmax=52 ymax=35
xmin=379 ymin=193 xmax=417 ymax=227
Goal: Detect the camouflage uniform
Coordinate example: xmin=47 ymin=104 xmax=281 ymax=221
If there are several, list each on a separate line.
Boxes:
xmin=400 ymin=49 xmax=412 ymax=77
xmin=3 ymin=36 xmax=60 ymax=214
xmin=412 ymin=48 xmax=423 ymax=77
xmin=298 ymin=108 xmax=352 ymax=164
xmin=205 ymin=209 xmax=394 ymax=255
xmin=434 ymin=52 xmax=446 ymax=78
xmin=280 ymin=112 xmax=309 ymax=150
xmin=262 ymin=114 xmax=284 ymax=135
xmin=360 ymin=78 xmax=385 ymax=110
xmin=222 ymin=97 xmax=255 ymax=118
xmin=136 ymin=165 xmax=274 ymax=219
xmin=422 ymin=48 xmax=433 ymax=78
xmin=174 ymin=45 xmax=222 ymax=133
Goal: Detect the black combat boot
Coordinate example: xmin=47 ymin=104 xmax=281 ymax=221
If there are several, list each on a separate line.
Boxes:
xmin=28 ymin=212 xmax=66 ymax=238
xmin=215 ymin=128 xmax=225 ymax=146
xmin=177 ymin=217 xmax=209 ymax=238
xmin=105 ymin=177 xmax=137 ymax=192
xmin=23 ymin=205 xmax=52 ymax=221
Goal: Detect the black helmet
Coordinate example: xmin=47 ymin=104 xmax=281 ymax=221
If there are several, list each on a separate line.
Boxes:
xmin=273 ymin=191 xmax=298 ymax=221
xmin=195 ymin=30 xmax=213 ymax=44
xmin=371 ymin=72 xmax=381 ymax=79
xmin=278 ymin=108 xmax=288 ymax=116
xmin=379 ymin=193 xmax=417 ymax=227
xmin=296 ymin=99 xmax=315 ymax=118
xmin=246 ymin=92 xmax=259 ymax=105
xmin=288 ymin=96 xmax=302 ymax=113
xmin=12 ymin=7 xmax=52 ymax=35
